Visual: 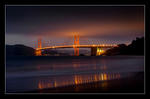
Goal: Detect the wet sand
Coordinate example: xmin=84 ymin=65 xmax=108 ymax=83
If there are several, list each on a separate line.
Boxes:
xmin=23 ymin=72 xmax=144 ymax=93
xmin=6 ymin=56 xmax=144 ymax=93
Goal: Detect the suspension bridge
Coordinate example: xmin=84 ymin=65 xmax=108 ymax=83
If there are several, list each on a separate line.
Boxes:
xmin=35 ymin=33 xmax=118 ymax=56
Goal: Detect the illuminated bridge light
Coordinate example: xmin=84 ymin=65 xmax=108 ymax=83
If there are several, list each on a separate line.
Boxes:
xmin=92 ymin=44 xmax=96 ymax=47
xmin=52 ymin=46 xmax=55 ymax=48
xmin=96 ymin=48 xmax=105 ymax=56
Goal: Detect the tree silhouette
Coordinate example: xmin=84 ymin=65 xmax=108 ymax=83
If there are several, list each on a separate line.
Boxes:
xmin=103 ymin=37 xmax=144 ymax=56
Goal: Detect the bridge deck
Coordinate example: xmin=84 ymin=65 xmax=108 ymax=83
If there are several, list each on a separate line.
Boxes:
xmin=36 ymin=45 xmax=117 ymax=50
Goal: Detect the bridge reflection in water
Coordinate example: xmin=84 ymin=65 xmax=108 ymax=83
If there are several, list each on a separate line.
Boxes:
xmin=38 ymin=73 xmax=121 ymax=90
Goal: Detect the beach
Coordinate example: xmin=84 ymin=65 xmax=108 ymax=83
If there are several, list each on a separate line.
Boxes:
xmin=6 ymin=56 xmax=144 ymax=93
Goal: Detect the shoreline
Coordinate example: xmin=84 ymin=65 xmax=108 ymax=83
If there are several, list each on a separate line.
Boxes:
xmin=6 ymin=55 xmax=144 ymax=60
xmin=6 ymin=56 xmax=144 ymax=94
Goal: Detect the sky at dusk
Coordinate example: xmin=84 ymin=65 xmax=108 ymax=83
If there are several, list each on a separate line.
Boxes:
xmin=6 ymin=5 xmax=144 ymax=48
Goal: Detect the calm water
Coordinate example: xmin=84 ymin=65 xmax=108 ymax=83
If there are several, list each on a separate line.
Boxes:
xmin=6 ymin=56 xmax=144 ymax=93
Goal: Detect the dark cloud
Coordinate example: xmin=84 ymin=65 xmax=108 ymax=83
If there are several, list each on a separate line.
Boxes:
xmin=6 ymin=6 xmax=144 ymax=47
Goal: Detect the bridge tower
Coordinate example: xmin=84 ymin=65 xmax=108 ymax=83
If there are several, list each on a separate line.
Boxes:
xmin=35 ymin=38 xmax=42 ymax=56
xmin=73 ymin=33 xmax=79 ymax=56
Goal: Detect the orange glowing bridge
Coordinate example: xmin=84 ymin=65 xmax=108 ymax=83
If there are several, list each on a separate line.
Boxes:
xmin=35 ymin=34 xmax=118 ymax=56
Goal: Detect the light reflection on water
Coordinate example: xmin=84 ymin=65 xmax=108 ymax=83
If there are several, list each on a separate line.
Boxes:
xmin=38 ymin=73 xmax=121 ymax=89
xmin=6 ymin=56 xmax=144 ymax=92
